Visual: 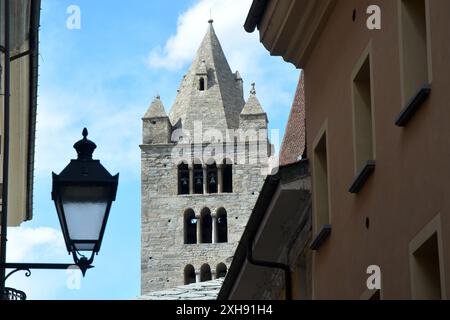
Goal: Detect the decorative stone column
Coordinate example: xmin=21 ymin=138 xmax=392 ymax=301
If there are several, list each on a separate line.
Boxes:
xmin=212 ymin=214 xmax=217 ymax=244
xmin=189 ymin=165 xmax=194 ymax=194
xmin=218 ymin=164 xmax=223 ymax=193
xmin=196 ymin=215 xmax=201 ymax=244
xmin=212 ymin=270 xmax=217 ymax=280
xmin=203 ymin=165 xmax=207 ymax=194
xmin=195 ymin=271 xmax=200 ymax=283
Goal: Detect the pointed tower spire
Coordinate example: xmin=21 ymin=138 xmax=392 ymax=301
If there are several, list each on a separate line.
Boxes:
xmin=241 ymin=83 xmax=266 ymax=115
xmin=240 ymin=83 xmax=268 ymax=132
xmin=169 ymin=20 xmax=245 ymax=134
xmin=144 ymin=95 xmax=168 ymax=119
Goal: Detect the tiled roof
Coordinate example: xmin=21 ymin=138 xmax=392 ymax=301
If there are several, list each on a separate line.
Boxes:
xmin=279 ymin=72 xmax=306 ymax=166
xmin=137 ymin=278 xmax=224 ymax=300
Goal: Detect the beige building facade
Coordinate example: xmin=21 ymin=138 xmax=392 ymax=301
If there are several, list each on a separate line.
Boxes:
xmin=232 ymin=0 xmax=450 ymax=299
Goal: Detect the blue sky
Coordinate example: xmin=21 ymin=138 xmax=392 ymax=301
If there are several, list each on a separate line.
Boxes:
xmin=6 ymin=0 xmax=299 ymax=299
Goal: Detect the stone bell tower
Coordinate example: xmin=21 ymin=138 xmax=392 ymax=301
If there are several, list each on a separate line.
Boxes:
xmin=140 ymin=20 xmax=271 ymax=294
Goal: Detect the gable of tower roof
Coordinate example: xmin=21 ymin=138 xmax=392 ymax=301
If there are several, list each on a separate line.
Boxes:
xmin=144 ymin=96 xmax=168 ymax=119
xmin=241 ymin=84 xmax=266 ymax=116
xmin=196 ymin=59 xmax=208 ymax=75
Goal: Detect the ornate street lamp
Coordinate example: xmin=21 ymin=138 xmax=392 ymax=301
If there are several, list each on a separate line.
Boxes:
xmin=52 ymin=128 xmax=119 ymax=275
xmin=0 ymin=128 xmax=119 ymax=300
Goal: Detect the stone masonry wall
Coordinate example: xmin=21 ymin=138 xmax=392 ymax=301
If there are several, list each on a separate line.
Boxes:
xmin=141 ymin=142 xmax=267 ymax=294
xmin=143 ymin=117 xmax=171 ymax=145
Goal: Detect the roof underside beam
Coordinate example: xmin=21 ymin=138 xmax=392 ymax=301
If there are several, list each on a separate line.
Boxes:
xmin=245 ymin=0 xmax=336 ymax=68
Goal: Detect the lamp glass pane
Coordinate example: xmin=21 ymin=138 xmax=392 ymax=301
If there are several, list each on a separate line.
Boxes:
xmin=74 ymin=243 xmax=96 ymax=251
xmin=61 ymin=186 xmax=109 ymax=244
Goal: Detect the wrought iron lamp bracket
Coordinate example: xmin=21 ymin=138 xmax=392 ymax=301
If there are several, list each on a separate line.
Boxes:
xmin=5 ymin=267 xmax=31 ymax=282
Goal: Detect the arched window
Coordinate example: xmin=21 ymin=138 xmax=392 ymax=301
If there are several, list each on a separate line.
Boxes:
xmin=206 ymin=160 xmax=218 ymax=194
xmin=223 ymin=159 xmax=233 ymax=193
xmin=200 ymin=264 xmax=212 ymax=282
xmin=178 ymin=162 xmax=189 ymax=195
xmin=200 ymin=208 xmax=212 ymax=243
xmin=184 ymin=209 xmax=197 ymax=244
xmin=193 ymin=160 xmax=203 ymax=194
xmin=216 ymin=263 xmax=227 ymax=278
xmin=184 ymin=264 xmax=196 ymax=284
xmin=199 ymin=78 xmax=205 ymax=91
xmin=216 ymin=208 xmax=228 ymax=243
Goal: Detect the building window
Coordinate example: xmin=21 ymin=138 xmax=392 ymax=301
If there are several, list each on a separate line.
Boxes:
xmin=184 ymin=209 xmax=197 ymax=244
xmin=199 ymin=78 xmax=205 ymax=91
xmin=352 ymin=51 xmax=374 ymax=172
xmin=222 ymin=159 xmax=233 ymax=193
xmin=411 ymin=232 xmax=443 ymax=299
xmin=216 ymin=207 xmax=228 ymax=243
xmin=193 ymin=162 xmax=204 ymax=194
xmin=313 ymin=128 xmax=330 ymax=232
xmin=178 ymin=162 xmax=189 ymax=195
xmin=200 ymin=264 xmax=212 ymax=282
xmin=216 ymin=263 xmax=227 ymax=278
xmin=206 ymin=161 xmax=218 ymax=193
xmin=200 ymin=208 xmax=212 ymax=243
xmin=184 ymin=264 xmax=196 ymax=285
xmin=400 ymin=0 xmax=430 ymax=104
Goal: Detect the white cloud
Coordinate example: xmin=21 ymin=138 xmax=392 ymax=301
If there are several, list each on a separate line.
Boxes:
xmin=147 ymin=0 xmax=255 ymax=72
xmin=5 ymin=226 xmax=69 ymax=299
xmin=7 ymin=226 xmax=66 ymax=262
xmin=34 ymin=89 xmax=142 ymax=180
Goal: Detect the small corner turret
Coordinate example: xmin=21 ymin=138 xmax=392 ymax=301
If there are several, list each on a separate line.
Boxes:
xmin=142 ymin=95 xmax=172 ymax=144
xmin=239 ymin=83 xmax=268 ymax=131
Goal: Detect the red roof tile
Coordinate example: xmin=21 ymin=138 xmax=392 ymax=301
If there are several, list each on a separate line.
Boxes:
xmin=279 ymin=72 xmax=306 ymax=166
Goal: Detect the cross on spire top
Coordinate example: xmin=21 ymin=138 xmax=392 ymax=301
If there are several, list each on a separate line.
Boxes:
xmin=250 ymin=83 xmax=256 ymax=95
